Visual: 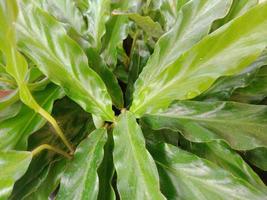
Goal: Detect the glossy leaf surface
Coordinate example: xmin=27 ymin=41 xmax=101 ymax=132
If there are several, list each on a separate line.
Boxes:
xmin=149 ymin=143 xmax=267 ymax=200
xmin=142 ymin=101 xmax=267 ymax=150
xmin=97 ymin=133 xmax=116 ymax=200
xmin=197 ymin=50 xmax=267 ymax=102
xmin=16 ymin=1 xmax=114 ymax=121
xmin=131 ymin=2 xmax=267 ymax=116
xmin=113 ymin=111 xmax=165 ymax=200
xmin=180 ymin=140 xmax=266 ymax=189
xmin=0 ymin=150 xmax=32 ymax=200
xmin=212 ymin=0 xmax=258 ymax=30
xmin=57 ymin=128 xmax=107 ymax=200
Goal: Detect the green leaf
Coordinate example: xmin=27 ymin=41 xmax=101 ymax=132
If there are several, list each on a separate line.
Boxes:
xmin=0 ymin=0 xmax=40 ymax=112
xmin=180 ymin=140 xmax=266 ymax=190
xmin=16 ymin=1 xmax=115 ymax=121
xmin=212 ymin=0 xmax=258 ymax=31
xmin=231 ymin=66 xmax=267 ymax=103
xmin=142 ymin=101 xmax=267 ymax=150
xmin=35 ymin=0 xmax=86 ymax=35
xmin=113 ymin=111 xmax=165 ymax=200
xmin=113 ymin=11 xmax=163 ymax=38
xmin=150 ymin=0 xmax=190 ymax=31
xmin=125 ymin=38 xmax=150 ymax=107
xmin=0 ymin=150 xmax=32 ymax=200
xmin=149 ymin=143 xmax=267 ymax=200
xmin=82 ymin=0 xmax=110 ymax=51
xmin=57 ymin=128 xmax=107 ymax=200
xmin=245 ymin=148 xmax=267 ymax=171
xmin=0 ymin=84 xmax=64 ymax=150
xmin=101 ymin=0 xmax=137 ymax=68
xmin=131 ymin=2 xmax=267 ymax=116
xmin=97 ymin=132 xmax=116 ymax=200
xmin=86 ymin=48 xmax=124 ymax=108
xmin=16 ymin=159 xmax=66 ymax=200
xmin=196 ymin=49 xmax=267 ymax=102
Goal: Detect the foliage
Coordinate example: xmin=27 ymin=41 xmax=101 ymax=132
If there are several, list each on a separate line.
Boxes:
xmin=1 ymin=0 xmax=267 ymax=199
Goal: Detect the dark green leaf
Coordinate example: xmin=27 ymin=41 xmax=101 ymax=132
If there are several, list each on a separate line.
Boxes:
xmin=149 ymin=143 xmax=267 ymax=200
xmin=97 ymin=132 xmax=116 ymax=200
xmin=86 ymin=48 xmax=124 ymax=108
xmin=231 ymin=66 xmax=267 ymax=103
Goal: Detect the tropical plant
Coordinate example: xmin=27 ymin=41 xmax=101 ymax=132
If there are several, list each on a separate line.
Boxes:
xmin=1 ymin=0 xmax=267 ymax=199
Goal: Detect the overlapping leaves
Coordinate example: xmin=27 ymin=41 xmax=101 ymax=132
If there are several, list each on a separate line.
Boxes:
xmin=1 ymin=0 xmax=267 ymax=199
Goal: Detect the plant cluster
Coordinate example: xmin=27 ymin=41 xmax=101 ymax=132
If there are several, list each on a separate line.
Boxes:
xmin=1 ymin=0 xmax=267 ymax=199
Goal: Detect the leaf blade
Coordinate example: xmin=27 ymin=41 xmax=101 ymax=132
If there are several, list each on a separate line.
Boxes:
xmin=131 ymin=2 xmax=267 ymax=116
xmin=113 ymin=111 xmax=165 ymax=200
xmin=16 ymin=1 xmax=115 ymax=121
xmin=142 ymin=101 xmax=267 ymax=150
xmin=56 ymin=128 xmax=107 ymax=200
xmin=149 ymin=143 xmax=267 ymax=200
xmin=0 ymin=150 xmax=32 ymax=200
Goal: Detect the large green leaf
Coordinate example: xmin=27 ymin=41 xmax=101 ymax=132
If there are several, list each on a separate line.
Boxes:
xmin=131 ymin=2 xmax=267 ymax=116
xmin=0 ymin=84 xmax=64 ymax=150
xmin=57 ymin=128 xmax=107 ymax=200
xmin=180 ymin=140 xmax=266 ymax=190
xmin=0 ymin=150 xmax=32 ymax=200
xmin=149 ymin=143 xmax=267 ymax=200
xmin=16 ymin=1 xmax=115 ymax=121
xmin=113 ymin=111 xmax=165 ymax=200
xmin=142 ymin=101 xmax=267 ymax=150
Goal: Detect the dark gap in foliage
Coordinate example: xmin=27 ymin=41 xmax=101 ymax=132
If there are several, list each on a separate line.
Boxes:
xmin=112 ymin=105 xmax=121 ymax=116
xmin=123 ymin=36 xmax=133 ymax=57
xmin=250 ymin=165 xmax=267 ymax=185
xmin=118 ymin=79 xmax=127 ymax=110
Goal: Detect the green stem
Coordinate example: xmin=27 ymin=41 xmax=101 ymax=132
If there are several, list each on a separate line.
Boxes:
xmin=32 ymin=144 xmax=72 ymax=159
xmin=28 ymin=77 xmax=50 ymax=91
xmin=38 ymin=106 xmax=75 ymax=154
